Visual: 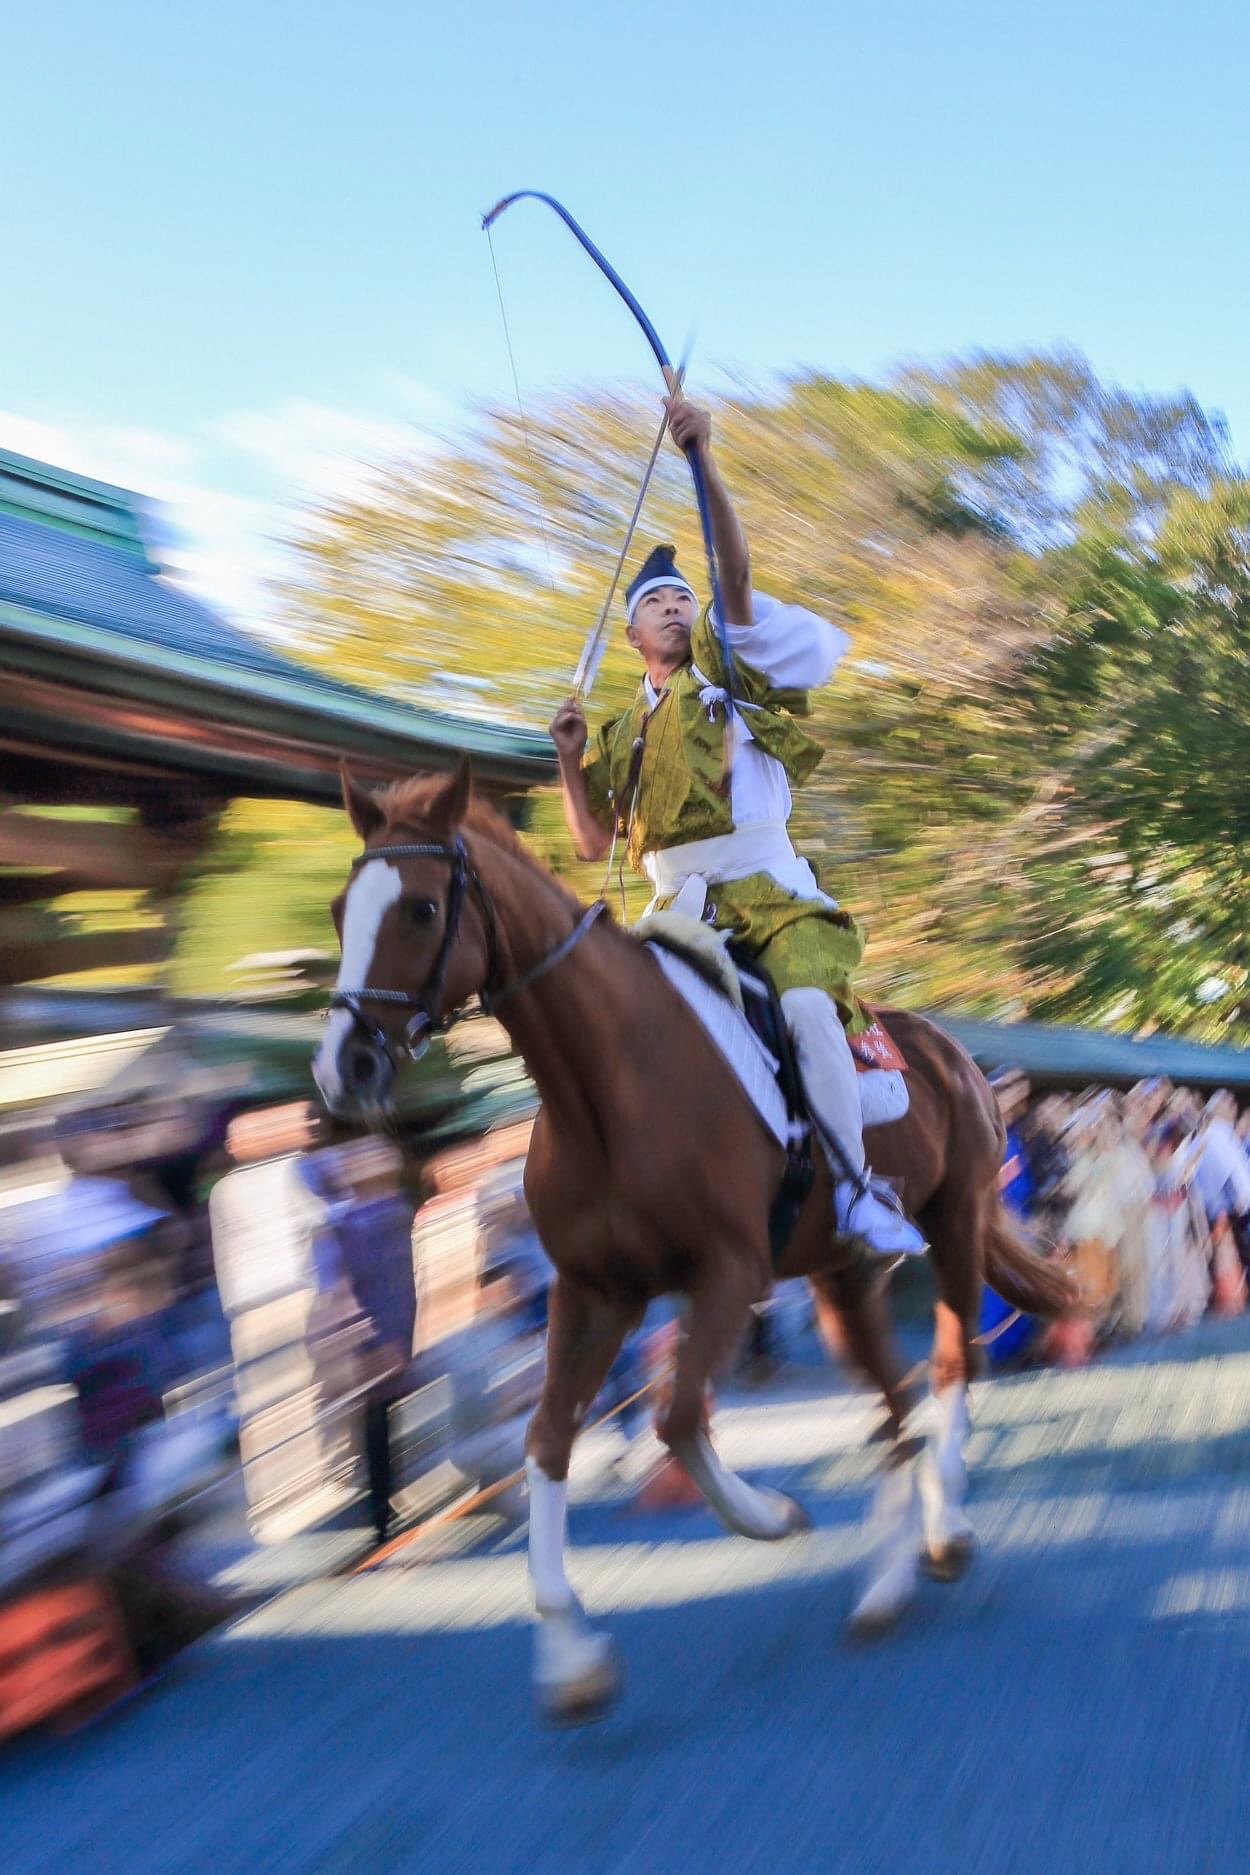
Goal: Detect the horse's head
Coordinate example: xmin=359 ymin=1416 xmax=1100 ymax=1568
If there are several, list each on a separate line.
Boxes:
xmin=313 ymin=757 xmax=496 ymax=1119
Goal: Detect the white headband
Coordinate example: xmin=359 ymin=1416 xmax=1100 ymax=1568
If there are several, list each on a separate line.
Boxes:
xmin=625 ymin=575 xmax=699 ymax=625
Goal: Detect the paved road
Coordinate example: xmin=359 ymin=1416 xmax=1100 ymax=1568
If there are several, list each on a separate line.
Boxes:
xmin=6 ymin=1318 xmax=1250 ymax=1875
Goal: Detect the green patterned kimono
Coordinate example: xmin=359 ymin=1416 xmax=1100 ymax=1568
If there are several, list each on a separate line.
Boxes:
xmin=582 ymin=609 xmax=867 ymax=1028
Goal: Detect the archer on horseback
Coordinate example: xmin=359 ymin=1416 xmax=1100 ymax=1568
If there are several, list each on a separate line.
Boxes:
xmin=550 ymin=390 xmax=924 ymax=1261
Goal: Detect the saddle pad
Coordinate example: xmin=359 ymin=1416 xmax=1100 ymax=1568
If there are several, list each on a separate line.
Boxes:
xmin=851 ymin=1018 xmax=910 ymax=1127
xmin=632 ymin=913 xmax=744 ymax=1010
xmin=646 ymin=945 xmax=791 ymax=1149
xmin=858 ymin=1067 xmax=910 ymax=1128
xmin=650 ymin=945 xmax=912 ymax=1139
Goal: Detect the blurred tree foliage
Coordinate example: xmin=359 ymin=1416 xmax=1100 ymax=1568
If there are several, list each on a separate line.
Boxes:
xmin=259 ymin=349 xmax=1249 ymax=1040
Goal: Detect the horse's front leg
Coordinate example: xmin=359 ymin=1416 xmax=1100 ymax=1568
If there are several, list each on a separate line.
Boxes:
xmin=659 ymin=1262 xmax=808 ymax=1541
xmin=526 ymin=1276 xmax=632 ymax=1725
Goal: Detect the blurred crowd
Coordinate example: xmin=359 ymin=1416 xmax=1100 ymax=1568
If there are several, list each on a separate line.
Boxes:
xmin=987 ymin=1073 xmax=1250 ymax=1363
xmin=0 ymin=1064 xmax=660 ymax=1737
xmin=2 ymin=1048 xmax=1249 ymax=1733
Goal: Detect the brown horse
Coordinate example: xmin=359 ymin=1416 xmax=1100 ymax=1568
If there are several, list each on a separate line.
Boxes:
xmin=313 ymin=761 xmax=1075 ymax=1721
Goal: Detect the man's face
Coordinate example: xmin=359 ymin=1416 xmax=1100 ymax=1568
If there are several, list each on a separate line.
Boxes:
xmin=627 ymin=585 xmax=696 ymax=668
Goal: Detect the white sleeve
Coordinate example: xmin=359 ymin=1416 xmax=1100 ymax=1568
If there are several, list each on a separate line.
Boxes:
xmin=717 ymin=592 xmax=849 ymax=691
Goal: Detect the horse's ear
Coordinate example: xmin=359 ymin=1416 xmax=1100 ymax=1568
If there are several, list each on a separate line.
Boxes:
xmin=426 ymin=755 xmax=473 ymax=833
xmin=340 ymin=762 xmax=385 ymax=841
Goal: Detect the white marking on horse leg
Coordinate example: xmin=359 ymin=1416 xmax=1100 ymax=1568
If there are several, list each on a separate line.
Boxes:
xmin=312 ymin=860 xmax=403 ymax=1107
xmin=919 ymin=1383 xmax=973 ymax=1554
xmin=849 ymin=1458 xmax=923 ymax=1634
xmin=526 ymin=1458 xmax=619 ymax=1721
xmin=671 ymin=1431 xmax=807 ymax=1541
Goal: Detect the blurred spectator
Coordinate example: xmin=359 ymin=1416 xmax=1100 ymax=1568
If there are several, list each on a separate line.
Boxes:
xmin=1050 ymin=1098 xmax=1117 ymax=1334
xmin=208 ymin=1103 xmax=363 ymax=1538
xmin=313 ymin=1139 xmax=417 ymax=1547
xmin=1147 ymin=1117 xmax=1219 ymax=1330
xmin=993 ymin=1071 xmax=1035 ymax=1217
xmin=1022 ymin=1094 xmax=1073 ymax=1246
xmin=1236 ymin=1109 xmax=1250 ymax=1168
xmin=438 ymin=1256 xmax=543 ymax=1518
xmin=1104 ymin=1094 xmax=1155 ymax=1338
xmin=1193 ymin=1092 xmax=1250 ymax=1279
xmin=208 ymin=1104 xmax=329 ymax=1319
xmin=62 ymin=1237 xmax=175 ymax=1476
xmin=983 ymin=1072 xmax=1039 ymax=1362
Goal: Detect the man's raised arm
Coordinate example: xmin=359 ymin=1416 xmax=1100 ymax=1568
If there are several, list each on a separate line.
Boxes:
xmin=550 ymin=698 xmax=613 ymax=863
xmin=665 ymin=394 xmax=752 ymax=625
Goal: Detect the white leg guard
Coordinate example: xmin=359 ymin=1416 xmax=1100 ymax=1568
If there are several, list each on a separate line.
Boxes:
xmin=918 ymin=1385 xmax=975 ymax=1574
xmin=526 ymin=1458 xmax=619 ymax=1723
xmin=527 ymin=1457 xmax=574 ymax=1616
xmin=849 ymin=1460 xmax=923 ymax=1636
xmin=780 ymin=987 xmax=866 ymax=1175
xmin=782 ymin=986 xmax=927 ymax=1256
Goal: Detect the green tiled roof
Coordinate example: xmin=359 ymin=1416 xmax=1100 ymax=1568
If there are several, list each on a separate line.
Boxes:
xmin=0 ymin=447 xmax=556 ymax=795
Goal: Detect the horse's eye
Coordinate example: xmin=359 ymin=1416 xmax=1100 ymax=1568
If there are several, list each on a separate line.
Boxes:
xmin=405 ymin=898 xmax=438 ymax=926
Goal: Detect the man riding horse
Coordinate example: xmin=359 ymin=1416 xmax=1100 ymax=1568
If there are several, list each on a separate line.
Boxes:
xmin=549 ymin=391 xmax=925 ymax=1261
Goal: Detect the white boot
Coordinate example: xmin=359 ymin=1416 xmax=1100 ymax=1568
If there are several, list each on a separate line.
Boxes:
xmin=835 ymin=1176 xmax=928 ymax=1258
xmin=781 ymin=986 xmax=926 ymax=1258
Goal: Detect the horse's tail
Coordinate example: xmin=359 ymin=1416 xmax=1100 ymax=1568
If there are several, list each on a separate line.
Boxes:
xmin=983 ymin=1203 xmax=1079 ymax=1320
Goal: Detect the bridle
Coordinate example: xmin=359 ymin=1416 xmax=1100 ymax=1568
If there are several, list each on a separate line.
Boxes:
xmin=327 ymin=837 xmax=606 ymax=1065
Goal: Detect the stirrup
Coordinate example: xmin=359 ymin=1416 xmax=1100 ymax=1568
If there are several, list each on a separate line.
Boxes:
xmin=835 ymin=1175 xmax=927 ymax=1258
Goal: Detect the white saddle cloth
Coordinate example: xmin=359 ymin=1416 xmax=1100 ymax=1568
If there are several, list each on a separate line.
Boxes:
xmin=646 ymin=946 xmax=910 ymax=1148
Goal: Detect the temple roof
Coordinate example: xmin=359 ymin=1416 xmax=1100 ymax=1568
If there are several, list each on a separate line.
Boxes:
xmin=0 ymin=447 xmax=555 ymax=800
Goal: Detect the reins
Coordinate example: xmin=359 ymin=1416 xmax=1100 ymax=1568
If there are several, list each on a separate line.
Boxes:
xmin=328 ymin=835 xmax=607 ymax=1063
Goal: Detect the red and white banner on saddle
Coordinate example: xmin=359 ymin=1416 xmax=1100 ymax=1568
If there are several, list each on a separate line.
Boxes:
xmin=849 ymin=1019 xmax=908 ymax=1076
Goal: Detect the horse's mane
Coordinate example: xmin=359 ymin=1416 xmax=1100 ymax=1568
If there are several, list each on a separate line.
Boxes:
xmin=374 ymin=772 xmax=586 ymax=915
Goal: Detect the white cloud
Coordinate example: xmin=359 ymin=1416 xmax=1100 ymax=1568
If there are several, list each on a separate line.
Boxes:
xmin=210 ymin=397 xmax=435 ymax=508
xmin=0 ymin=412 xmax=196 ymax=492
xmin=0 ymin=406 xmax=287 ymax=631
xmin=0 ymin=378 xmax=467 ymax=637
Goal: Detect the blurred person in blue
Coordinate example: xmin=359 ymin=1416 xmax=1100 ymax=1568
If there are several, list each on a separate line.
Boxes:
xmin=1193 ymin=1091 xmax=1250 ymax=1277
xmin=312 ymin=1138 xmax=417 ymax=1547
xmin=1237 ymin=1107 xmax=1250 ymax=1164
xmin=980 ymin=1071 xmax=1039 ymax=1363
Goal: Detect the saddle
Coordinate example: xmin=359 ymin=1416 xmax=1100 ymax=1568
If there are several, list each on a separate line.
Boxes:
xmin=634 ymin=912 xmax=909 ymax=1265
xmin=633 ymin=915 xmax=816 ymax=1264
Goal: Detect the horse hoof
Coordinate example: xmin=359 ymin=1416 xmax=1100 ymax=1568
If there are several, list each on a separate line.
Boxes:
xmin=846 ymin=1599 xmax=904 ymax=1643
xmin=923 ymin=1535 xmax=976 ymax=1583
xmin=774 ymin=1491 xmax=810 ymax=1535
xmin=539 ymin=1650 xmax=622 ymax=1727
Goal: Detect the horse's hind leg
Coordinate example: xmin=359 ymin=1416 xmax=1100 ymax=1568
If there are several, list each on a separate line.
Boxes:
xmin=812 ymin=1258 xmax=925 ymax=1637
xmin=659 ymin=1263 xmax=808 ymax=1541
xmin=526 ymin=1276 xmax=633 ymax=1724
xmin=810 ymin=1258 xmax=915 ymax=1438
xmin=916 ymin=1182 xmax=985 ymax=1581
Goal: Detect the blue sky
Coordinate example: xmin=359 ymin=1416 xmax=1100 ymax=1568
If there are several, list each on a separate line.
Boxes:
xmin=5 ymin=0 xmax=1249 ymax=626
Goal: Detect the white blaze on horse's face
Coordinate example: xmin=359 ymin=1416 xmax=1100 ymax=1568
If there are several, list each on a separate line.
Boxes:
xmin=312 ymin=858 xmax=404 ymax=1110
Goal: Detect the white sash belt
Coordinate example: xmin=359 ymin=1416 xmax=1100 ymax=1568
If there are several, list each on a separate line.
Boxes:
xmin=642 ymin=821 xmax=833 ymax=909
